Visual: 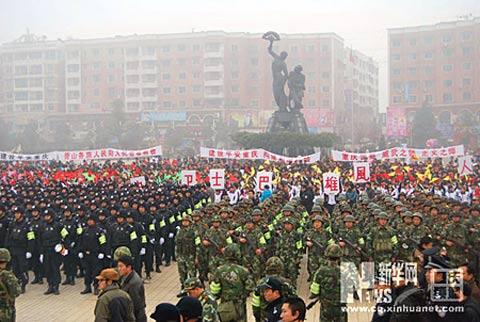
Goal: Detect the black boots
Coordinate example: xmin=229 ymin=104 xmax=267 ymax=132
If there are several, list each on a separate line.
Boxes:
xmin=62 ymin=276 xmax=75 ymax=285
xmin=80 ymin=287 xmax=92 ymax=294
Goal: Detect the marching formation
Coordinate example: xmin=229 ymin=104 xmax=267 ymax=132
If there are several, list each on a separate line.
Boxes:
xmin=0 ymin=156 xmax=478 ymax=322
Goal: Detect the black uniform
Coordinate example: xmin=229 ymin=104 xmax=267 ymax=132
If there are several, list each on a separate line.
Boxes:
xmin=60 ymin=215 xmax=78 ymax=285
xmin=28 ymin=213 xmax=45 ymax=283
xmin=78 ymin=221 xmax=107 ymax=293
xmin=6 ymin=216 xmax=33 ymax=290
xmin=39 ymin=216 xmax=64 ymax=294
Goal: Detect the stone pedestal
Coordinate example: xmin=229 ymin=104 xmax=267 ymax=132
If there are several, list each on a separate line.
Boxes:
xmin=266 ymin=110 xmax=313 ymax=155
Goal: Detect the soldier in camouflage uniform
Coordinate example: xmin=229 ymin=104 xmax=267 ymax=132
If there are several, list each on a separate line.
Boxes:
xmin=444 ymin=211 xmax=469 ymax=266
xmin=0 ymin=248 xmax=21 ymax=322
xmin=203 ymin=215 xmax=228 ymax=276
xmin=305 ymin=215 xmax=330 ymax=281
xmin=192 ymin=210 xmax=209 ymax=283
xmin=276 ymin=217 xmax=303 ymax=286
xmin=236 ymin=215 xmax=265 ymax=281
xmin=367 ymin=212 xmax=398 ymax=263
xmin=175 ymin=215 xmax=197 ymax=288
xmin=336 ymin=214 xmax=365 ymax=267
xmin=182 ymin=277 xmax=220 ymax=322
xmin=309 ymin=244 xmax=347 ymax=322
xmin=209 ymin=244 xmax=255 ymax=322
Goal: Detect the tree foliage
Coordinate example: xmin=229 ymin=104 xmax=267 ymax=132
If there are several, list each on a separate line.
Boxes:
xmin=231 ymin=131 xmax=338 ymax=151
xmin=412 ymin=104 xmax=439 ymax=147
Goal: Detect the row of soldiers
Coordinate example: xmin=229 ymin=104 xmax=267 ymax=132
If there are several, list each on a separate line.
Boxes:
xmin=173 ymin=190 xmax=480 ymax=321
xmin=0 ymin=183 xmax=212 ymax=295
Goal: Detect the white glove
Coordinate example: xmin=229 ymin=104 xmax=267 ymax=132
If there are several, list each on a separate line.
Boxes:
xmin=149 ymin=238 xmax=155 ymax=244
xmin=160 ymin=237 xmax=165 ymax=245
xmin=168 ymin=233 xmax=174 ymax=239
xmin=26 ymin=252 xmax=32 ymax=259
xmin=63 ymin=249 xmax=69 ymax=256
xmin=176 ymin=226 xmax=181 ymax=230
xmin=39 ymin=254 xmax=44 ymax=263
xmin=70 ymin=242 xmax=75 ymax=248
xmin=78 ymin=252 xmax=84 ymax=259
xmin=98 ymin=253 xmax=104 ymax=260
xmin=107 ymin=255 xmax=112 ymax=259
xmin=140 ymin=248 xmax=146 ymax=255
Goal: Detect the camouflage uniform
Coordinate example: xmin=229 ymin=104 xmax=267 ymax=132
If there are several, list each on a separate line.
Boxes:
xmin=203 ymin=216 xmax=228 ymax=275
xmin=209 ymin=244 xmax=255 ymax=322
xmin=276 ymin=217 xmax=303 ymax=286
xmin=336 ymin=214 xmax=365 ymax=267
xmin=445 ymin=212 xmax=469 ymax=266
xmin=0 ymin=248 xmax=21 ymax=322
xmin=305 ymin=215 xmax=330 ymax=281
xmin=182 ymin=277 xmax=220 ymax=322
xmin=175 ymin=216 xmax=197 ymax=288
xmin=368 ymin=212 xmax=398 ymax=263
xmin=310 ymin=244 xmax=347 ymax=322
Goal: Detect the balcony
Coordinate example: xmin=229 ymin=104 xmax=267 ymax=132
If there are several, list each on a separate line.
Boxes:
xmin=204 ymin=79 xmax=224 ymax=87
xmin=203 ymin=50 xmax=224 ymax=59
xmin=203 ymin=65 xmax=223 ymax=73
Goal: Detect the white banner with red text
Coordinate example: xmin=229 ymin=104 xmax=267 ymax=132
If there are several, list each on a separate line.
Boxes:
xmin=200 ymin=147 xmax=321 ymax=164
xmin=331 ymin=145 xmax=464 ymax=162
xmin=0 ymin=146 xmax=163 ymax=162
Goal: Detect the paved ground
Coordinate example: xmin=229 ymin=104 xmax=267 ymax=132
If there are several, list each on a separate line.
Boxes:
xmin=16 ymin=258 xmax=374 ymax=321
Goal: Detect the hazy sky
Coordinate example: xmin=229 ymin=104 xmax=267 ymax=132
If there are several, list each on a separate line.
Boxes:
xmin=1 ymin=0 xmax=479 ymax=111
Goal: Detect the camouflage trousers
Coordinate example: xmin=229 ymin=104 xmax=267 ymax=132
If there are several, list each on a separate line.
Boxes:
xmin=177 ymin=255 xmax=196 ymax=288
xmin=243 ymin=255 xmax=263 ymax=282
xmin=218 ymin=300 xmax=246 ymax=322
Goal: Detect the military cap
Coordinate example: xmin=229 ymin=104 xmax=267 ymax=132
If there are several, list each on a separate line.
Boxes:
xmin=114 ymin=246 xmax=132 ymax=261
xmin=182 ymin=277 xmax=204 ymax=291
xmin=402 ymin=211 xmax=413 ymax=218
xmin=211 ymin=215 xmax=221 ymax=222
xmin=220 ymin=207 xmax=231 ymax=214
xmin=191 ymin=210 xmax=202 ymax=217
xmin=325 ymin=244 xmax=343 ymax=258
xmin=450 ymin=211 xmax=461 ymax=218
xmin=412 ymin=212 xmax=423 ymax=220
xmin=182 ymin=216 xmax=193 ymax=223
xmin=13 ymin=206 xmax=25 ymax=214
xmin=43 ymin=209 xmax=54 ymax=217
xmin=282 ymin=217 xmax=295 ymax=225
xmin=252 ymin=208 xmax=262 ymax=216
xmin=0 ymin=248 xmax=11 ymax=262
xmin=282 ymin=204 xmax=295 ymax=212
xmin=265 ymin=256 xmax=284 ymax=271
xmin=376 ymin=212 xmax=388 ymax=220
xmin=343 ymin=214 xmax=355 ymax=222
xmin=311 ymin=205 xmax=322 ymax=213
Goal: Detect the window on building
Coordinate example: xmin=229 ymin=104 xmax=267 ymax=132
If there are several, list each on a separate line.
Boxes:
xmin=29 ymin=65 xmax=42 ymax=75
xmin=392 ymin=54 xmax=400 ymax=61
xmin=179 ymin=72 xmax=186 ymax=79
xmin=443 ymin=79 xmax=452 ymax=87
xmin=322 ymin=72 xmax=330 ymax=79
xmin=443 ymin=93 xmax=453 ymax=103
xmin=93 ymin=75 xmax=100 ymax=83
xmin=108 ymin=62 xmax=115 ymax=69
xmin=251 ymin=58 xmax=259 ymax=66
xmin=67 ymin=78 xmax=79 ymax=86
xmin=67 ymin=51 xmax=79 ymax=59
xmin=142 ymin=101 xmax=156 ymax=109
xmin=192 ymin=85 xmax=201 ymax=93
xmin=408 ymin=53 xmax=417 ymax=60
xmin=178 ymin=86 xmax=186 ymax=94
xmin=143 ymin=88 xmax=157 ymax=97
xmin=193 ymin=99 xmax=201 ymax=107
xmin=126 ymin=75 xmax=139 ymax=84
xmin=231 ymin=71 xmax=239 ymax=79
xmin=231 ymin=85 xmax=239 ymax=93
xmin=177 ymin=44 xmax=186 ymax=51
xmin=193 ymin=72 xmax=201 ymax=79
xmin=424 ymin=36 xmax=433 ymax=44
xmin=126 ymin=47 xmax=139 ymax=56
xmin=408 ymin=68 xmax=417 ymax=75
xmin=163 ymin=87 xmax=171 ymax=94
xmin=308 ymin=86 xmax=316 ymax=93
xmin=126 ymin=88 xmax=140 ymax=97
xmin=161 ymin=59 xmax=171 ymax=67
xmin=461 ymin=32 xmax=472 ymax=41
xmin=14 ymin=79 xmax=28 ymax=88
xmin=142 ymin=74 xmax=156 ymax=83
xmin=443 ymin=64 xmax=453 ymax=72
xmin=322 ymin=86 xmax=330 ymax=92
xmin=126 ymin=102 xmax=139 ymax=111
xmin=231 ymin=44 xmax=238 ymax=52
xmin=409 ymin=38 xmax=417 ymax=46
xmin=424 ymin=51 xmax=433 ymax=59
xmin=393 ymin=96 xmax=401 ymax=103
xmin=67 ymin=90 xmax=79 ymax=99
xmin=322 ymin=100 xmax=330 ymax=107
xmin=463 ymin=47 xmax=473 ymax=56
xmin=463 ymin=92 xmax=472 ymax=101
xmin=93 ymin=89 xmax=99 ymax=96
xmin=142 ymin=60 xmax=156 ymax=69
xmin=108 ymin=75 xmax=115 ymax=83
xmin=425 ymin=95 xmax=433 ymax=103
xmin=126 ymin=61 xmax=139 ymax=70
xmin=463 ymin=78 xmax=471 ymax=86
xmin=463 ymin=62 xmax=472 ymax=70
xmin=108 ymin=88 xmax=116 ymax=98
xmin=143 ymin=47 xmax=156 ymax=55
xmin=442 ymin=35 xmax=452 ymax=43
xmin=392 ymin=39 xmax=400 ymax=47
xmin=392 ymin=68 xmax=400 ymax=76
xmin=162 ymin=73 xmax=171 ymax=80
xmin=308 ymin=100 xmax=316 ymax=107
xmin=250 ymin=100 xmax=259 ymax=107
xmin=193 ymin=44 xmax=201 ymax=51
xmin=179 ymin=101 xmax=186 ymax=107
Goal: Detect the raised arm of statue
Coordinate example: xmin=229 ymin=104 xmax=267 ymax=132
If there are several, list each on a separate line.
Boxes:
xmin=268 ymin=40 xmax=280 ymax=60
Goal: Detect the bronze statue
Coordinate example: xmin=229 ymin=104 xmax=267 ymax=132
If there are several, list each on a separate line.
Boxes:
xmin=263 ymin=31 xmax=305 ymax=112
xmin=288 ymin=65 xmax=305 ymax=110
xmin=264 ymin=31 xmax=289 ymax=111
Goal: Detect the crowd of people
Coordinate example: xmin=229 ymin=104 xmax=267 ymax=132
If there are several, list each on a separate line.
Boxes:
xmin=0 ymin=155 xmax=479 ymax=322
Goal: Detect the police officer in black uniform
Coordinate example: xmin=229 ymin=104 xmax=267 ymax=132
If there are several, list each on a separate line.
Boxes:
xmin=79 ymin=214 xmax=107 ymax=295
xmin=39 ymin=208 xmax=64 ymax=295
xmin=29 ymin=205 xmax=45 ymax=284
xmin=6 ymin=206 xmax=33 ymax=293
xmin=60 ymin=206 xmax=78 ymax=286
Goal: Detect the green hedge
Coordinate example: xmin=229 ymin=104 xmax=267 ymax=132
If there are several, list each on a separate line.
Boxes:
xmin=231 ymin=131 xmax=338 ymax=151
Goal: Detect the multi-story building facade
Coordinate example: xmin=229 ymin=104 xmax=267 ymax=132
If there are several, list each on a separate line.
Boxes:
xmin=0 ymin=31 xmax=378 ymax=139
xmin=388 ymin=17 xmax=480 ymax=138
